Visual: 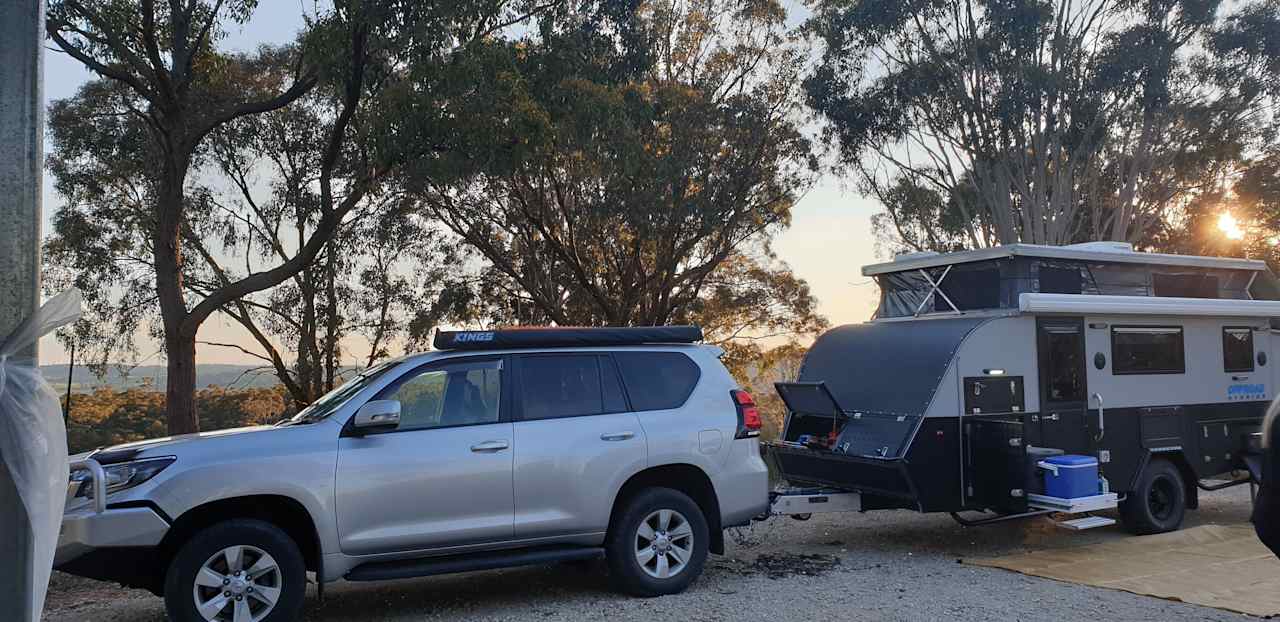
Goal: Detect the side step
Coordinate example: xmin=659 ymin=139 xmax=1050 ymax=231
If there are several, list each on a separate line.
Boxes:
xmin=345 ymin=545 xmax=604 ymax=582
xmin=1056 ymin=516 xmax=1116 ymax=531
xmin=1026 ymin=493 xmax=1120 ymax=531
xmin=1026 ymin=492 xmax=1118 ymax=513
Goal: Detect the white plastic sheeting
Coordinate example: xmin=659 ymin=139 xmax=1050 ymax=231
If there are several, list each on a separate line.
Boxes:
xmin=0 ymin=289 xmax=82 ymax=621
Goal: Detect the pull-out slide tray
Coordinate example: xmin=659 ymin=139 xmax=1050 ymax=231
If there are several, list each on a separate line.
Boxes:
xmin=763 ymin=442 xmax=919 ymax=506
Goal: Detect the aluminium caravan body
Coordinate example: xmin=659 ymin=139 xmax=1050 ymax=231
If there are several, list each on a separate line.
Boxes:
xmin=764 ymin=242 xmax=1274 ymax=533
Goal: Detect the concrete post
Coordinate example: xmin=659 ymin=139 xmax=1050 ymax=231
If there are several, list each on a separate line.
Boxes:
xmin=0 ymin=0 xmax=46 ymax=619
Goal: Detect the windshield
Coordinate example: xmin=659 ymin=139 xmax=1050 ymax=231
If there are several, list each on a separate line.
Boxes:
xmin=288 ymin=360 xmax=400 ymax=424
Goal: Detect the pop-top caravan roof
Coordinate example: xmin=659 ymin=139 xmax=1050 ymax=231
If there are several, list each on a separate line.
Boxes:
xmin=862 ymin=242 xmax=1280 ymax=320
xmin=862 ymin=242 xmax=1268 ymax=276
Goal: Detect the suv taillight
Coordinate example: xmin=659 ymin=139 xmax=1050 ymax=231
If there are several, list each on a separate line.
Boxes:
xmin=731 ymin=390 xmax=762 ymax=439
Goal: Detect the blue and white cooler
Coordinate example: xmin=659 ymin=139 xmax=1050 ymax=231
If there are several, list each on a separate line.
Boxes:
xmin=1038 ymin=454 xmax=1099 ymax=499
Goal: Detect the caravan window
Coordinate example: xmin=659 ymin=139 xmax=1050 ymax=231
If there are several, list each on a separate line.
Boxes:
xmin=1153 ymin=273 xmax=1219 ymax=298
xmin=1038 ymin=266 xmax=1083 ymax=294
xmin=1223 ymin=327 xmax=1255 ymax=373
xmin=935 ymin=267 xmax=1001 ymax=311
xmin=1111 ymin=326 xmax=1185 ymax=375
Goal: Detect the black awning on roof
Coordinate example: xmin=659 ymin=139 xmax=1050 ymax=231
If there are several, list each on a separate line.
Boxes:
xmin=433 ymin=325 xmax=704 ymax=351
xmin=799 ymin=317 xmax=989 ymax=417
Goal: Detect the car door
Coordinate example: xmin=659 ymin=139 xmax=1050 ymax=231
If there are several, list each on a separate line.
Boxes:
xmin=335 ymin=357 xmax=514 ymax=555
xmin=511 ymin=353 xmax=647 ymax=539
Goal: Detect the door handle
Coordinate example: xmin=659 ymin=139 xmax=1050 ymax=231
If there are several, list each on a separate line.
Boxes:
xmin=470 ymin=440 xmax=509 ymax=453
xmin=600 ymin=431 xmax=635 ymax=442
xmin=1044 ymin=413 xmax=1060 ymax=421
xmin=1090 ymin=393 xmax=1105 ymax=442
xmin=1233 ymin=375 xmax=1250 ymax=381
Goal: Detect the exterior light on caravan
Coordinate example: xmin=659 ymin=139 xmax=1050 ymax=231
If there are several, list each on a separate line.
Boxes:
xmin=983 ymin=368 xmax=1006 ymax=375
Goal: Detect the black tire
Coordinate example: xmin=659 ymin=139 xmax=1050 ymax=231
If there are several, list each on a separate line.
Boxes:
xmin=606 ymin=487 xmax=710 ymax=597
xmin=164 ymin=519 xmax=307 ymax=622
xmin=1120 ymin=458 xmax=1187 ymax=535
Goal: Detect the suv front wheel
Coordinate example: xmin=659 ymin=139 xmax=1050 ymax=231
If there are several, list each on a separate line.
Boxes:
xmin=606 ymin=487 xmax=709 ymax=597
xmin=164 ymin=519 xmax=307 ymax=622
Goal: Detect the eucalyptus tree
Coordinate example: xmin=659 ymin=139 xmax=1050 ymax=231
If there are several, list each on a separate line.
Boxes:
xmin=413 ymin=0 xmax=828 ymax=360
xmin=45 ymin=0 xmax=550 ymax=430
xmin=805 ymin=0 xmax=1279 ymax=252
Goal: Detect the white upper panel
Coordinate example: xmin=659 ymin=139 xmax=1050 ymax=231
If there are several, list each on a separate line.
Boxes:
xmin=862 ymin=242 xmax=1267 ymax=276
xmin=1019 ymin=293 xmax=1280 ymax=318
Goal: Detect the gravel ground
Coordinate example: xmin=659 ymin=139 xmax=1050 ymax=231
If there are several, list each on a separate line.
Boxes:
xmin=45 ymin=485 xmax=1263 ymax=621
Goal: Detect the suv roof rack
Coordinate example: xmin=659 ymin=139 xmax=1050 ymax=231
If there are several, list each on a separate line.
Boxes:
xmin=433 ymin=325 xmax=704 ymax=351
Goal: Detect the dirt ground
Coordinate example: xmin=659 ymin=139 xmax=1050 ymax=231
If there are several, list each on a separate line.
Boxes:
xmin=44 ymin=485 xmax=1265 ymax=621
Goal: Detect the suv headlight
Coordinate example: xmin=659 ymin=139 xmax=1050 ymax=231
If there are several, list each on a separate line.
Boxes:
xmin=70 ymin=457 xmax=176 ymax=499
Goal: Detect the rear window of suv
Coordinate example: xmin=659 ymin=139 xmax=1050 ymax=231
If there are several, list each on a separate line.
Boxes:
xmin=614 ymin=351 xmax=700 ymax=411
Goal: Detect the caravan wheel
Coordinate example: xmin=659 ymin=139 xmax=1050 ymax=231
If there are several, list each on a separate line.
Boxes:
xmin=1120 ymin=458 xmax=1186 ymax=535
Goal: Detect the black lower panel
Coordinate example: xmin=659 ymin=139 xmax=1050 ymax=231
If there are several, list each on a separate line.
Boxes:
xmin=963 ymin=415 xmax=1026 ymax=514
xmin=764 ymin=443 xmax=918 ymax=506
xmin=1090 ymin=400 xmax=1267 ymax=490
xmin=907 ymin=417 xmax=965 ymax=512
xmin=345 ymin=546 xmax=604 ymax=582
xmin=57 ymin=546 xmax=163 ymax=594
xmin=771 ymin=401 xmax=1268 ymax=515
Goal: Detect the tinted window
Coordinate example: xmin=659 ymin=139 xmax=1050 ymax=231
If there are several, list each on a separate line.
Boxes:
xmin=1112 ymin=326 xmax=1185 ymax=375
xmin=1153 ymin=273 xmax=1219 ymax=298
xmin=600 ymin=355 xmax=628 ymax=413
xmin=292 ymin=360 xmax=397 ymax=423
xmin=936 ymin=267 xmax=1000 ymax=311
xmin=1039 ymin=266 xmax=1082 ymax=294
xmin=520 ymin=355 xmax=604 ymax=420
xmin=1042 ymin=324 xmax=1085 ymax=402
xmin=614 ymin=351 xmax=700 ymax=411
xmin=380 ymin=360 xmax=501 ymax=430
xmin=1223 ymin=327 xmax=1255 ymax=373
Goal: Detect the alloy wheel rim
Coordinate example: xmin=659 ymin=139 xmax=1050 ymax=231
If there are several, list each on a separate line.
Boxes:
xmin=192 ymin=545 xmax=282 ymax=622
xmin=635 ymin=509 xmax=694 ymax=579
xmin=1149 ymin=477 xmax=1175 ymax=520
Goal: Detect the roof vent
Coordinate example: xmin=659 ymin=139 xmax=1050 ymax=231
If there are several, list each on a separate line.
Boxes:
xmin=1066 ymin=241 xmax=1135 ymax=253
xmin=894 ymin=250 xmax=940 ymax=260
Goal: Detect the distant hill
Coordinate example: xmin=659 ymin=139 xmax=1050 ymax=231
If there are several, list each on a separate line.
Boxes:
xmin=40 ymin=364 xmax=283 ymax=392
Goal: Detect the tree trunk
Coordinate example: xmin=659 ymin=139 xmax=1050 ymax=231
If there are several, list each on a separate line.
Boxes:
xmin=154 ymin=149 xmax=199 ymax=434
xmin=323 ymin=245 xmax=338 ymax=391
xmin=163 ymin=331 xmax=199 ymax=434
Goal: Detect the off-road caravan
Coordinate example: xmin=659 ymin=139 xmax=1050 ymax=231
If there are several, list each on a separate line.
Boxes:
xmin=764 ymin=242 xmax=1275 ymax=534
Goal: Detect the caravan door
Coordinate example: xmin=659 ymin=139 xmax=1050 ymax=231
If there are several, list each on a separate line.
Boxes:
xmin=1036 ymin=318 xmax=1091 ymax=455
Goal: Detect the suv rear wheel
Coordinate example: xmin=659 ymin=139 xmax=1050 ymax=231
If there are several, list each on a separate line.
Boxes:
xmin=606 ymin=487 xmax=709 ymax=597
xmin=164 ymin=519 xmax=306 ymax=622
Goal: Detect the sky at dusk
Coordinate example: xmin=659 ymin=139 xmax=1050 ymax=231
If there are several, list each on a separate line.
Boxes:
xmin=35 ymin=1 xmax=883 ymax=366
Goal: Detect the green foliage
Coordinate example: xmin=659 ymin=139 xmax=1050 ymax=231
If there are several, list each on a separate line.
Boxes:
xmin=64 ymin=386 xmax=290 ymax=453
xmin=44 ymin=0 xmax=537 ymax=419
xmin=47 ymin=0 xmax=832 ymax=422
xmin=805 ymin=0 xmax=1279 ymax=252
xmin=414 ymin=0 xmax=827 ymax=358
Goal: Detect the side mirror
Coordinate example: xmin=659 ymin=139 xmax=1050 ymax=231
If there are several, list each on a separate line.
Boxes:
xmin=351 ymin=400 xmax=401 ymax=433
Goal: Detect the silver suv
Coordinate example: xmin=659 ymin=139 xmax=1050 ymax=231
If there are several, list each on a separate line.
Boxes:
xmin=56 ymin=327 xmax=770 ymax=622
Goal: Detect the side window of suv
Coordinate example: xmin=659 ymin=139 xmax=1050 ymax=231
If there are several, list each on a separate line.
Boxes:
xmin=614 ymin=351 xmax=700 ymax=411
xmin=519 ymin=354 xmax=628 ymax=420
xmin=379 ymin=359 xmax=502 ymax=431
